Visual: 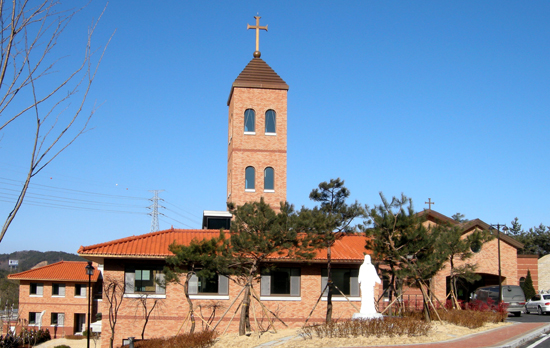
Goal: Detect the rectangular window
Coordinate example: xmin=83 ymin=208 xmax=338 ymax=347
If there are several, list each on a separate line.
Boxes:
xmin=51 ymin=313 xmax=65 ymax=326
xmin=30 ymin=283 xmax=43 ymax=296
xmin=125 ymin=266 xmax=165 ymax=294
xmin=52 ymin=283 xmax=66 ymax=296
xmin=29 ymin=312 xmax=39 ymax=325
xmin=75 ymin=284 xmax=87 ymax=297
xmin=261 ymin=268 xmax=300 ymax=297
xmin=321 ymin=268 xmax=359 ymax=297
xmin=189 ymin=274 xmax=229 ymax=296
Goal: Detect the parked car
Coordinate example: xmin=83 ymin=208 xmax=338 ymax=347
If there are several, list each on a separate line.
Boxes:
xmin=472 ymin=285 xmax=526 ymax=317
xmin=525 ymin=294 xmax=550 ymax=315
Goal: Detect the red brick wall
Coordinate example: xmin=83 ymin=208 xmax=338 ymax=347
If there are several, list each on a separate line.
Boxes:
xmin=13 ymin=280 xmax=98 ymax=338
xmin=100 ymin=260 xmax=361 ymax=348
xmin=227 ymin=87 xmax=287 ymax=210
xmin=430 ymin=231 xmax=519 ymax=302
xmin=518 ymin=254 xmax=539 ymax=292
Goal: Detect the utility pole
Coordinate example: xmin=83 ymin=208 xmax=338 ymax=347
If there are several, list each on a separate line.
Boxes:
xmin=490 ymin=223 xmax=508 ymax=307
xmin=148 ymin=190 xmax=165 ymax=232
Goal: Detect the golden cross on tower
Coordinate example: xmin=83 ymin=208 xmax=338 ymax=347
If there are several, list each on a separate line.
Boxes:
xmin=425 ymin=198 xmax=435 ymax=210
xmin=247 ymin=15 xmax=268 ymax=58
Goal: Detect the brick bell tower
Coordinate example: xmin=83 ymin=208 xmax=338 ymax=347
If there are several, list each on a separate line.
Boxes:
xmin=227 ymin=16 xmax=288 ymax=210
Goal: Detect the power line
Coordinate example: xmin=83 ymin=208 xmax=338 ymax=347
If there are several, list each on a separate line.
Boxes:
xmin=0 ymin=177 xmax=203 ymax=227
xmin=0 ymin=177 xmax=148 ymax=201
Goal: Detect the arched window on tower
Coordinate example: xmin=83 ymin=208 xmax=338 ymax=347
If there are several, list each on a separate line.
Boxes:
xmin=264 ymin=167 xmax=274 ymax=191
xmin=265 ymin=109 xmax=276 ymax=134
xmin=244 ymin=109 xmax=255 ymax=133
xmin=245 ymin=167 xmax=255 ymax=191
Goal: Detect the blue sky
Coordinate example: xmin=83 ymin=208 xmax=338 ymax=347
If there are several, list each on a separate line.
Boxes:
xmin=1 ymin=1 xmax=549 ymax=254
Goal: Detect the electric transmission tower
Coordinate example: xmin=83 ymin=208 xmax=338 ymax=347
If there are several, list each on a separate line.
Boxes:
xmin=148 ymin=190 xmax=165 ymax=232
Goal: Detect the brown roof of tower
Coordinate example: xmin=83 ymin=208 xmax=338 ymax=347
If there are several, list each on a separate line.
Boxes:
xmin=227 ymin=57 xmax=289 ymax=105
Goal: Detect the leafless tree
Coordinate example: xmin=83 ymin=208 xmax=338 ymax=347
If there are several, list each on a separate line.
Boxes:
xmin=0 ymin=0 xmax=114 ymax=243
xmin=131 ymin=293 xmax=163 ymax=340
xmin=103 ymin=275 xmax=125 ymax=348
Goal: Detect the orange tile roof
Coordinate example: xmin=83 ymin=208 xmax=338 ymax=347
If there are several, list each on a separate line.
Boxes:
xmin=312 ymin=235 xmax=369 ymax=262
xmin=78 ymin=228 xmax=368 ymax=263
xmin=7 ymin=261 xmax=100 ymax=282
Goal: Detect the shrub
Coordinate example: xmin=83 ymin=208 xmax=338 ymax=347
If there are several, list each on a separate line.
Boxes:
xmin=0 ymin=328 xmax=51 ymax=347
xmin=122 ymin=331 xmax=217 ymax=348
xmin=65 ymin=335 xmax=86 ymax=340
xmin=54 ymin=345 xmax=71 ymax=348
xmin=0 ymin=332 xmax=23 ymax=347
xmin=439 ymin=305 xmax=507 ymax=328
xmin=300 ymin=317 xmax=431 ymax=340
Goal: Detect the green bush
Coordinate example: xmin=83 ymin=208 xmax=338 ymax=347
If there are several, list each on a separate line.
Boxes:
xmin=54 ymin=345 xmax=71 ymax=348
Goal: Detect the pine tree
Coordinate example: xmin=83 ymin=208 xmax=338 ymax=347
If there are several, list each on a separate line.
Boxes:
xmin=509 ymin=218 xmax=550 ymax=257
xmin=299 ymin=178 xmax=364 ymax=323
xmin=522 ymin=269 xmax=536 ymax=300
xmin=224 ymin=198 xmax=316 ymax=335
xmin=366 ymin=193 xmax=450 ymax=322
xmin=439 ymin=224 xmax=493 ymax=308
xmin=164 ymin=234 xmax=225 ymax=333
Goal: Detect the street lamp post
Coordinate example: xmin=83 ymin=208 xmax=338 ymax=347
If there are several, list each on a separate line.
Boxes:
xmin=85 ymin=262 xmax=95 ymax=348
xmin=490 ymin=224 xmax=508 ymax=307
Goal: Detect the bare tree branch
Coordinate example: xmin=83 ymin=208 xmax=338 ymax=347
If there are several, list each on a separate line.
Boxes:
xmin=0 ymin=0 xmax=115 ymax=243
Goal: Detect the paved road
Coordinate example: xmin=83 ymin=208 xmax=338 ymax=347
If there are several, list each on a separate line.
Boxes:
xmin=510 ymin=313 xmax=550 ymax=348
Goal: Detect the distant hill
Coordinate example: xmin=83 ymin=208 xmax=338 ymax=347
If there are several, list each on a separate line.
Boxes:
xmin=0 ymin=250 xmax=85 ymax=272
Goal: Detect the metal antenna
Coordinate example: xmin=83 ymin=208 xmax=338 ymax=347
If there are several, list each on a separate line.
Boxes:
xmin=148 ymin=190 xmax=165 ymax=232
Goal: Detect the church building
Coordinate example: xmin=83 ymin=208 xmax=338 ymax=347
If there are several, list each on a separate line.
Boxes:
xmin=6 ymin=16 xmax=537 ymax=347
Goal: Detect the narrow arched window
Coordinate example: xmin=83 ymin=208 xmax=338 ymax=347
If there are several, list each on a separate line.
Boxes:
xmin=265 ymin=109 xmax=276 ymax=134
xmin=264 ymin=167 xmax=274 ymax=191
xmin=245 ymin=167 xmax=255 ymax=190
xmin=244 ymin=109 xmax=255 ymax=133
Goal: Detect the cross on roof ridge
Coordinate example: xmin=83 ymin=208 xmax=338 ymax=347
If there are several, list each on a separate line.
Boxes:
xmin=247 ymin=15 xmax=268 ymax=58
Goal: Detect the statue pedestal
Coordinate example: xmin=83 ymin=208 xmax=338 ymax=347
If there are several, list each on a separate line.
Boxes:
xmin=352 ymin=312 xmax=383 ymax=320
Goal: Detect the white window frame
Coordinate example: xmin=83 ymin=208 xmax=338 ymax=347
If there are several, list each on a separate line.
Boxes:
xmin=321 ymin=268 xmax=359 ymax=298
xmin=264 ymin=109 xmax=276 ymax=135
xmin=75 ymin=284 xmax=87 ymax=298
xmin=261 ymin=268 xmax=301 ymax=300
xmin=28 ymin=312 xmax=39 ymax=325
xmin=124 ymin=266 xmax=166 ymax=295
xmin=188 ymin=274 xmax=229 ymax=300
xmin=244 ymin=109 xmax=255 ymax=134
xmin=51 ymin=312 xmax=65 ymax=326
xmin=264 ymin=167 xmax=274 ymax=192
xmin=245 ymin=166 xmax=255 ymax=192
xmin=52 ymin=283 xmax=66 ymax=297
xmin=29 ymin=283 xmax=43 ymax=297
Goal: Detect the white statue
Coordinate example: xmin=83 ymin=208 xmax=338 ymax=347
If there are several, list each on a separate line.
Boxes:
xmin=353 ymin=254 xmax=383 ymax=319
